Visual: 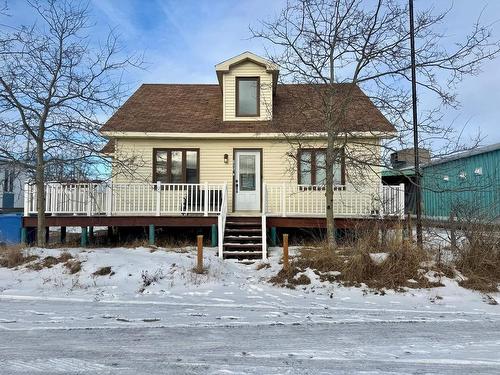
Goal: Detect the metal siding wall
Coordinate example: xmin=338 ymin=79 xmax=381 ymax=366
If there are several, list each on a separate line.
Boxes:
xmin=422 ymin=149 xmax=499 ymax=219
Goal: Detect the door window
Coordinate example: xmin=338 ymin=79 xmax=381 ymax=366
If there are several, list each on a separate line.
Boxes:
xmin=239 ymin=155 xmax=256 ymax=191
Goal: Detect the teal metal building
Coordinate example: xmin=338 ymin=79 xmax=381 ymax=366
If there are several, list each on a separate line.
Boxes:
xmin=421 ymin=143 xmax=500 ymax=221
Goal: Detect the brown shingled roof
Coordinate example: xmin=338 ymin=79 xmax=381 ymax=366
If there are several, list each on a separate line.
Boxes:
xmin=100 ymin=140 xmax=115 ymax=154
xmin=100 ymin=83 xmax=395 ymax=134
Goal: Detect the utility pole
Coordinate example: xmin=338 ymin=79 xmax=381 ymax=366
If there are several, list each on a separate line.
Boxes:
xmin=409 ymin=0 xmax=423 ymax=247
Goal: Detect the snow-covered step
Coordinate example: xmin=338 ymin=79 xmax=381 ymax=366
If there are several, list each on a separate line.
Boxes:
xmin=225 ymin=228 xmax=261 ymax=234
xmin=223 ymin=251 xmax=263 ymax=259
xmin=224 ymin=235 xmax=262 ymax=242
xmin=226 ymin=221 xmax=261 ymax=227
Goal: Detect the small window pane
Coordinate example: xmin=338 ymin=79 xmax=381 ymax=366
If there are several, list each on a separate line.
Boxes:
xmin=237 ymin=79 xmax=258 ymax=116
xmin=239 ymin=155 xmax=256 ymax=191
xmin=186 ymin=151 xmax=198 ymax=183
xmin=155 ymin=151 xmax=168 ymax=183
xmin=333 ymin=162 xmax=342 ymax=185
xmin=170 ymin=151 xmax=183 ymax=183
xmin=300 ymin=151 xmax=312 ymax=185
xmin=316 ymin=152 xmax=326 ymax=185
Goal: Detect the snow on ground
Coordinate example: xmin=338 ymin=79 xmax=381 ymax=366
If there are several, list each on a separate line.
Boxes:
xmin=0 ymin=245 xmax=497 ymax=314
xmin=0 ymin=246 xmax=499 ymax=374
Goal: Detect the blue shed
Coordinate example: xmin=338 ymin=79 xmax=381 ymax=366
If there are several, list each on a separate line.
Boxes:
xmin=421 ymin=143 xmax=500 ymax=221
xmin=0 ymin=214 xmax=22 ymax=244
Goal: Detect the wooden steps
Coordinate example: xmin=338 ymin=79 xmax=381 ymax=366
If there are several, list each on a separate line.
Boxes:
xmin=223 ymin=217 xmax=264 ymax=260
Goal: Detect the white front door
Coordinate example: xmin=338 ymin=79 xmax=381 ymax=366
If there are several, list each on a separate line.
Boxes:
xmin=234 ymin=150 xmax=261 ymax=211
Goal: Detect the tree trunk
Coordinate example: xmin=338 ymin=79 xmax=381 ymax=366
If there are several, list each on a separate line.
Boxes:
xmin=325 ymin=131 xmax=336 ymax=249
xmin=36 ymin=140 xmax=46 ymax=247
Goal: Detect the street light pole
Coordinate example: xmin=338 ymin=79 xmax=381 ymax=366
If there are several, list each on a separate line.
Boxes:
xmin=409 ymin=0 xmax=423 ymax=247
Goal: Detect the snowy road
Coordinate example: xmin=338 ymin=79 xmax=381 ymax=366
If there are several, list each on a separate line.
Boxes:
xmin=1 ymin=298 xmax=499 ymax=374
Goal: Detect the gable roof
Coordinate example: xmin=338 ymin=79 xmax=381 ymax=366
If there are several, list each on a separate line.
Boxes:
xmin=215 ymin=51 xmax=279 ymax=88
xmin=100 ymin=83 xmax=395 ymax=135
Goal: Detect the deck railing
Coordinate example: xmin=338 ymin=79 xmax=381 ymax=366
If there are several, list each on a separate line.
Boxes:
xmin=24 ymin=182 xmax=226 ymax=216
xmin=263 ymin=183 xmax=405 ymax=218
xmin=24 ymin=181 xmax=404 ymax=219
xmin=217 ymin=183 xmax=228 ymax=258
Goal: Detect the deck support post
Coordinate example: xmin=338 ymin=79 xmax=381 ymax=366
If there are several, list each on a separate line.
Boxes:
xmin=270 ymin=227 xmax=277 ymax=246
xmin=45 ymin=227 xmax=50 ymax=245
xmin=89 ymin=226 xmax=94 ymax=244
xmin=21 ymin=227 xmax=28 ymax=245
xmin=148 ymin=224 xmax=155 ymax=246
xmin=107 ymin=226 xmax=113 ymax=244
xmin=80 ymin=227 xmax=88 ymax=247
xmin=211 ymin=224 xmax=217 ymax=247
xmin=60 ymin=227 xmax=67 ymax=244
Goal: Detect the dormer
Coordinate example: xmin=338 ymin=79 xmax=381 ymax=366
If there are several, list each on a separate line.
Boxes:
xmin=215 ymin=52 xmax=279 ymax=122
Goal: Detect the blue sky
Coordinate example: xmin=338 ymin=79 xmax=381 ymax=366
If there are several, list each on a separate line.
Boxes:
xmin=7 ymin=0 xmax=500 ymax=145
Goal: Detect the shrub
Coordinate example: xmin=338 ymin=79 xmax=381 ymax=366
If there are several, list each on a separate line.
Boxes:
xmin=141 ymin=269 xmax=164 ymax=287
xmin=93 ymin=266 xmax=113 ymax=276
xmin=65 ymin=260 xmax=82 ymax=274
xmin=454 ymin=232 xmax=500 ymax=292
xmin=271 ymin=228 xmax=436 ymax=291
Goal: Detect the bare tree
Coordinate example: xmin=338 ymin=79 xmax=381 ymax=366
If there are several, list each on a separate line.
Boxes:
xmin=252 ymin=0 xmax=500 ymax=248
xmin=0 ymin=0 xmax=141 ymax=246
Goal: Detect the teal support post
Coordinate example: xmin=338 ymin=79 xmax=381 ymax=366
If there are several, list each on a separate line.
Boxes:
xmin=80 ymin=227 xmax=88 ymax=247
xmin=211 ymin=224 xmax=217 ymax=247
xmin=149 ymin=224 xmax=155 ymax=246
xmin=270 ymin=227 xmax=277 ymax=246
xmin=21 ymin=228 xmax=28 ymax=245
xmin=60 ymin=227 xmax=67 ymax=244
xmin=89 ymin=226 xmax=94 ymax=243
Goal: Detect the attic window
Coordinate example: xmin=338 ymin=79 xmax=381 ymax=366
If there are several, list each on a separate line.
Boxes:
xmin=236 ymin=77 xmax=259 ymax=117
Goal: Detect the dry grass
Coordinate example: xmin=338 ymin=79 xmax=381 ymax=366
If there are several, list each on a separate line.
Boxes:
xmin=454 ymin=230 xmax=500 ymax=292
xmin=255 ymin=262 xmax=271 ymax=271
xmin=271 ymin=230 xmax=441 ymax=291
xmin=0 ymin=245 xmax=38 ymax=268
xmin=27 ymin=251 xmax=75 ymax=271
xmin=93 ymin=266 xmax=113 ymax=276
xmin=269 ymin=267 xmax=311 ymax=289
xmin=64 ymin=259 xmax=82 ymax=274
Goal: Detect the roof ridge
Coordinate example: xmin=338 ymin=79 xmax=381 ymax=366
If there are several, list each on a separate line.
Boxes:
xmin=141 ymin=83 xmax=219 ymax=86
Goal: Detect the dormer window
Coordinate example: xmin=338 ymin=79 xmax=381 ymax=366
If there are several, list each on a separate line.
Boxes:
xmin=236 ymin=77 xmax=259 ymax=117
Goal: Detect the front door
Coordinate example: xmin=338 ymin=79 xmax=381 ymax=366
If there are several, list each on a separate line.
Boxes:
xmin=234 ymin=150 xmax=261 ymax=211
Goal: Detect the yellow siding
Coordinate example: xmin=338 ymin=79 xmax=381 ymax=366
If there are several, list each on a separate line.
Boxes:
xmin=113 ymin=137 xmax=381 ymax=212
xmin=222 ymin=61 xmax=273 ymax=121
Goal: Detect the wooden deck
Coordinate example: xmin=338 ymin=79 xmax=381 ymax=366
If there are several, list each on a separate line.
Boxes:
xmin=22 ymin=214 xmax=399 ymax=229
xmin=22 ymin=215 xmax=217 ymax=228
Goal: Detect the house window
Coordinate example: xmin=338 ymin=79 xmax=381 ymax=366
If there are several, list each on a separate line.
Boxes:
xmin=474 ymin=167 xmax=483 ymax=176
xmin=3 ymin=169 xmax=14 ymax=193
xmin=236 ymin=77 xmax=259 ymax=117
xmin=298 ymin=149 xmax=345 ymax=186
xmin=153 ymin=149 xmax=199 ymax=183
xmin=459 ymin=171 xmax=467 ymax=180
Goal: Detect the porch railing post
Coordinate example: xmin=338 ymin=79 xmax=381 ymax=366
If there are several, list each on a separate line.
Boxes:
xmin=399 ymin=183 xmax=405 ymax=219
xmin=156 ymin=181 xmax=161 ymax=216
xmin=86 ymin=184 xmax=92 ymax=216
xmin=204 ymin=181 xmax=209 ymax=216
xmin=23 ymin=183 xmax=29 ymax=216
xmin=379 ymin=182 xmax=384 ymax=218
xmin=281 ymin=182 xmax=286 ymax=217
xmin=262 ymin=181 xmax=267 ymax=260
xmin=106 ymin=182 xmax=112 ymax=216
